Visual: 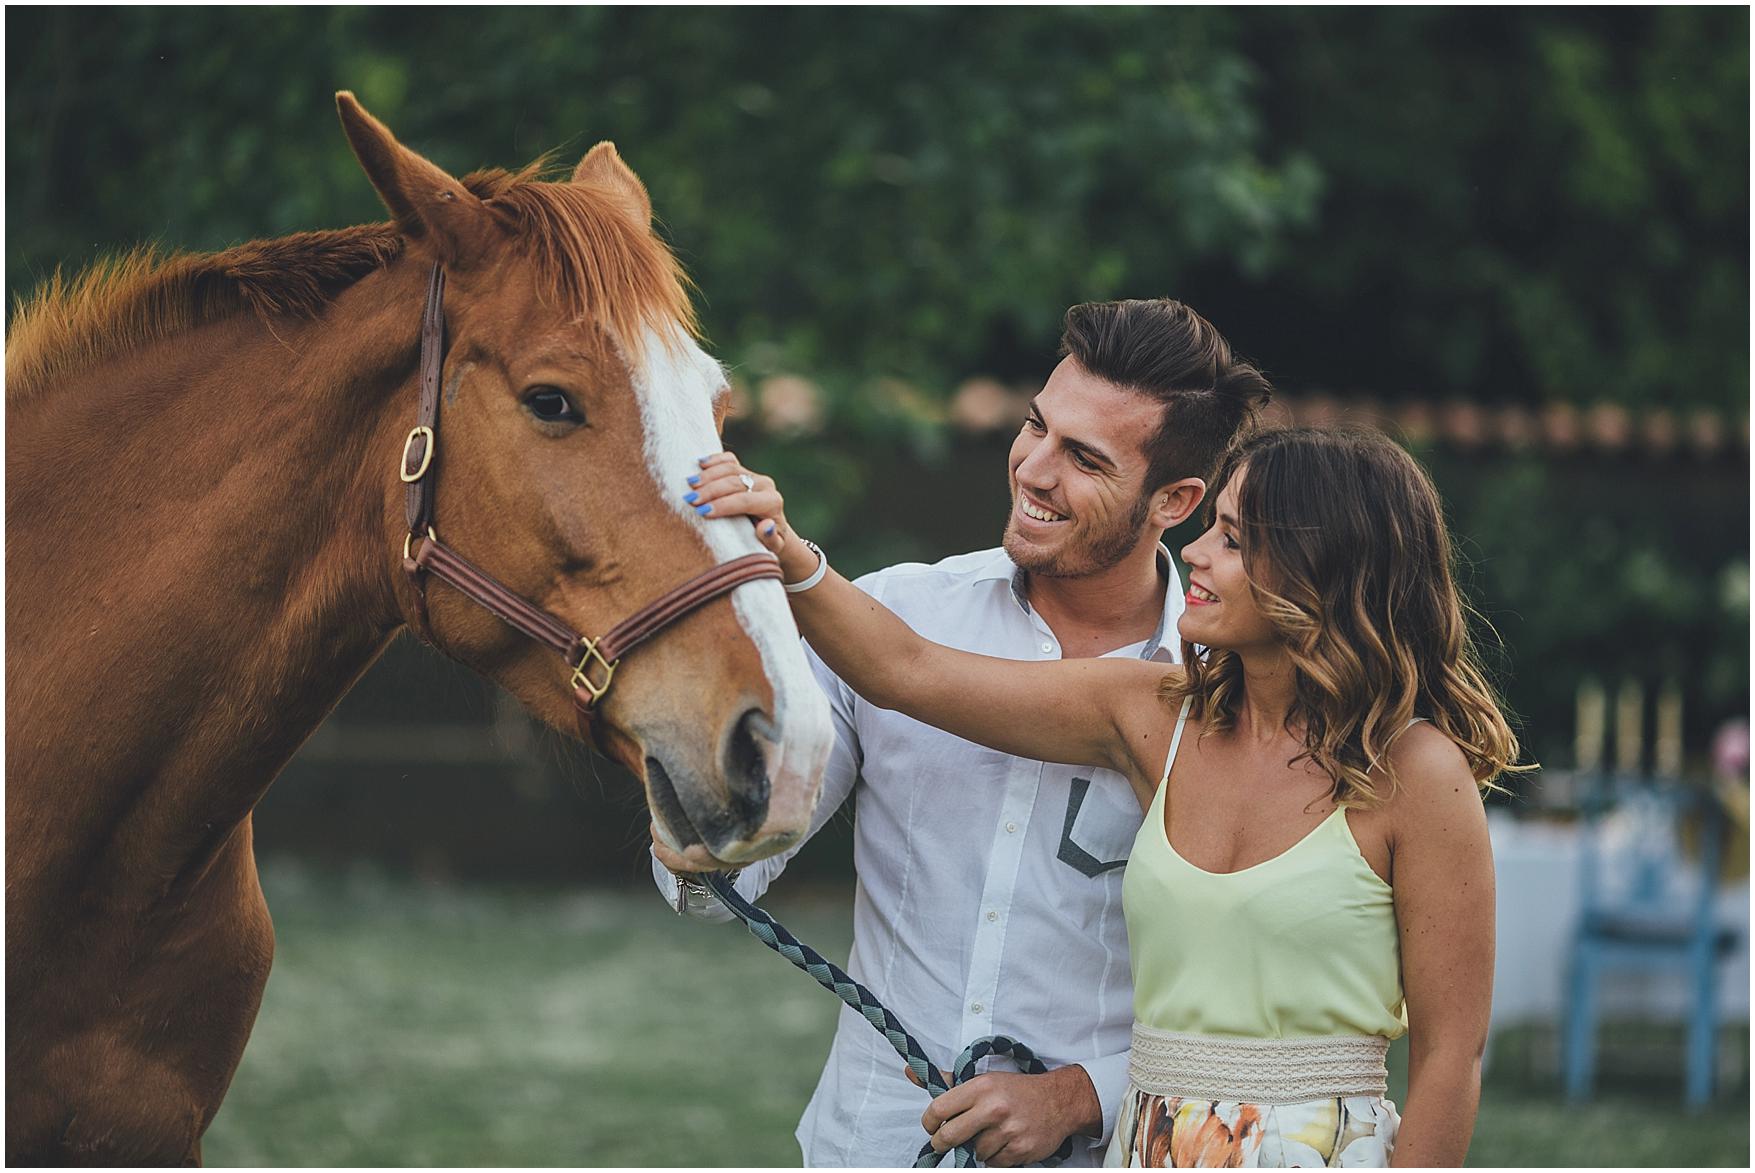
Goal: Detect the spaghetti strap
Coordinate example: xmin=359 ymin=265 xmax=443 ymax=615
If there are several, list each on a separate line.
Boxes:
xmin=1158 ymin=698 xmax=1194 ymax=789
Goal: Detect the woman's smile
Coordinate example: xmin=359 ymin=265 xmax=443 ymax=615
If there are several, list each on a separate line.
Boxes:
xmin=1186 ymin=581 xmax=1220 ymax=606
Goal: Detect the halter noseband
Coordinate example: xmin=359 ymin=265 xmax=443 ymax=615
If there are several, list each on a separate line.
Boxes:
xmin=396 ymin=263 xmax=783 ymax=717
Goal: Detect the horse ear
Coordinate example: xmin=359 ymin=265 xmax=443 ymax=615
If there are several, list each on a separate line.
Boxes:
xmin=572 ymin=141 xmax=653 ymax=225
xmin=336 ymin=92 xmax=494 ymax=267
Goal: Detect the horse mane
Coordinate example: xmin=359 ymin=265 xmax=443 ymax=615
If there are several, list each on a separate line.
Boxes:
xmin=6 ymin=164 xmax=697 ymax=401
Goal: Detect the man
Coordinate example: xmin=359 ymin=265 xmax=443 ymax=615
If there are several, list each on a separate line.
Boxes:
xmin=653 ymin=299 xmax=1271 ymax=1166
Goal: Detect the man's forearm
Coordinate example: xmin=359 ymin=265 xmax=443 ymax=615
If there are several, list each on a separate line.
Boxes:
xmin=1073 ymin=1050 xmax=1131 ymax=1144
xmin=1053 ymin=1063 xmax=1104 ymax=1138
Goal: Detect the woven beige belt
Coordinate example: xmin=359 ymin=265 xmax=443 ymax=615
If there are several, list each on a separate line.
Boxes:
xmin=1127 ymin=1022 xmax=1391 ymax=1105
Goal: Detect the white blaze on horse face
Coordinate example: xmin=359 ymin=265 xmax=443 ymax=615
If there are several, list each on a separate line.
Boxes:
xmin=629 ymin=326 xmax=834 ymax=845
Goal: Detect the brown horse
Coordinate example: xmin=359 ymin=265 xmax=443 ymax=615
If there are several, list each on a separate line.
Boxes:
xmin=5 ymin=94 xmax=834 ymax=1164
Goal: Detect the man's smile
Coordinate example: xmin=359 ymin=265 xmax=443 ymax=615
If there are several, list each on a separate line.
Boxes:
xmin=1016 ymin=491 xmax=1068 ymax=524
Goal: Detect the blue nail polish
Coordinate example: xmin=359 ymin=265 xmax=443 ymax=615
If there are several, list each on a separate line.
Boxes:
xmin=698 ymin=455 xmax=714 ymax=466
xmin=683 ymin=491 xmax=699 ymax=504
xmin=686 ymin=474 xmax=701 ymax=487
xmin=763 ymin=522 xmax=777 ymax=536
xmin=695 ymin=503 xmax=713 ymax=516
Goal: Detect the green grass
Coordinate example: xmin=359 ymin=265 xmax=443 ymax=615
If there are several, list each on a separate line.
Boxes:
xmin=1464 ymin=1089 xmax=1745 ymax=1168
xmin=205 ymin=861 xmax=850 ymax=1166
xmin=204 ymin=860 xmax=1748 ymax=1167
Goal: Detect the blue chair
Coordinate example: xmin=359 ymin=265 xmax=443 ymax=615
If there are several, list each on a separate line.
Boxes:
xmin=1561 ymin=778 xmax=1737 ymax=1109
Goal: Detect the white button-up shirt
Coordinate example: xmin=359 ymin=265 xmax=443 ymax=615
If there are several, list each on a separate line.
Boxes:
xmin=652 ymin=545 xmax=1183 ymax=1167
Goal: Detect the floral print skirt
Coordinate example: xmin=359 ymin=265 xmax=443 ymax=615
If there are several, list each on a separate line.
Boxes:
xmin=1103 ymin=1086 xmax=1400 ymax=1168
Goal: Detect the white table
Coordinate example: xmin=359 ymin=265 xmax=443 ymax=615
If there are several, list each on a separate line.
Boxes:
xmin=1488 ymin=809 xmax=1749 ymax=1026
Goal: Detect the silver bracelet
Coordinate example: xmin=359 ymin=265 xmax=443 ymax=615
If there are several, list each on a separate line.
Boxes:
xmin=783 ymin=539 xmax=829 ymax=594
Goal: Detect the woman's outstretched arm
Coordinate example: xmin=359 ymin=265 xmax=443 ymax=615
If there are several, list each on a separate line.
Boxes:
xmin=685 ymin=453 xmax=1176 ymax=799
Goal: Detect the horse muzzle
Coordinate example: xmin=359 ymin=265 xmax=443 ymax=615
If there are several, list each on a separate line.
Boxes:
xmin=644 ymin=707 xmax=810 ymax=865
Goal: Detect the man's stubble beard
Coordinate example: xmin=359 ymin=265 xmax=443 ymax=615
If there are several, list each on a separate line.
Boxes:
xmin=1002 ymin=489 xmax=1155 ymax=579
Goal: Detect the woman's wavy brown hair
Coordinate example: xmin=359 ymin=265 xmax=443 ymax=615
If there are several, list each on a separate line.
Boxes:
xmin=1163 ymin=426 xmax=1526 ymax=805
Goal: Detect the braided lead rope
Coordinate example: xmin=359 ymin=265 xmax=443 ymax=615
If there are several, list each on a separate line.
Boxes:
xmin=703 ymin=874 xmax=1072 ymax=1168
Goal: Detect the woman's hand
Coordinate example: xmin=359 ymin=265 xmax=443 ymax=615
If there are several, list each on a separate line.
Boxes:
xmin=685 ymin=451 xmax=818 ymax=585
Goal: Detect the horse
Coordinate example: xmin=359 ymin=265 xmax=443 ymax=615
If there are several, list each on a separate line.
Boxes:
xmin=4 ymin=93 xmax=835 ymax=1164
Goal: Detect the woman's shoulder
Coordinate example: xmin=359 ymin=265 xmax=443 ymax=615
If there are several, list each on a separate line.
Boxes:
xmin=1154 ymin=663 xmax=1190 ymax=699
xmin=1390 ymin=719 xmax=1469 ymax=771
xmin=1381 ymin=720 xmax=1486 ymax=823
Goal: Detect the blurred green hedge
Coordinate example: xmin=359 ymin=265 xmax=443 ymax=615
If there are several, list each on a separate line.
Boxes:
xmin=9 ymin=8 xmax=1745 ymax=407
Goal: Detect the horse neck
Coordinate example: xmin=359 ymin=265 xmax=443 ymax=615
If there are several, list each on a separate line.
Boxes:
xmin=6 ymin=264 xmax=426 ymax=900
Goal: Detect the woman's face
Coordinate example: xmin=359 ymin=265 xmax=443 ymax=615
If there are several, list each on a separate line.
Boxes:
xmin=1176 ymin=467 xmax=1280 ymax=653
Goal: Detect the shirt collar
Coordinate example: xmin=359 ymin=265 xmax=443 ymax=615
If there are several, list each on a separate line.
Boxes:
xmin=975 ymin=544 xmax=1183 ymax=662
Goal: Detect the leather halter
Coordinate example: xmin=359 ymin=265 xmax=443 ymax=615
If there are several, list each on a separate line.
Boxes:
xmin=397 ymin=263 xmax=783 ymax=716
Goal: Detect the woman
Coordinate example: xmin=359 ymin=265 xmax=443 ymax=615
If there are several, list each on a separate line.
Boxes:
xmin=682 ymin=426 xmax=1518 ymax=1167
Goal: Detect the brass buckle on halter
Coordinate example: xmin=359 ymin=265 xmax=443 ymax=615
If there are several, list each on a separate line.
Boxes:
xmin=400 ymin=426 xmax=436 ymax=483
xmin=571 ymin=639 xmax=620 ymax=706
xmin=402 ymin=526 xmax=438 ymax=562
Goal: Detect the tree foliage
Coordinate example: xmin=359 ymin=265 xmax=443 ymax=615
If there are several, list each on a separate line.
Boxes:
xmin=12 ymin=8 xmax=1742 ymax=407
xmin=7 ymin=8 xmax=1321 ymax=392
xmin=7 ymin=7 xmax=1747 ymax=754
xmin=1217 ymin=7 xmax=1749 ymax=409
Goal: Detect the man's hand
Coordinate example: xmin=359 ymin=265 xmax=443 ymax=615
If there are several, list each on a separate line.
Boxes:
xmin=649 ymin=820 xmax=736 ymax=876
xmin=649 ymin=821 xmax=696 ymax=876
xmin=914 ymin=1064 xmax=1102 ymax=1167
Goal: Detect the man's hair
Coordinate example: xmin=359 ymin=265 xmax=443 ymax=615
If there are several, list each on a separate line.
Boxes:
xmin=1059 ymin=299 xmax=1272 ymax=492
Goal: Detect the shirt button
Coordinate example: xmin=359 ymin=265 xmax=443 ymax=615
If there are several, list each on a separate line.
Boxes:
xmin=986 ymin=910 xmax=999 ymax=923
xmin=971 ymin=1002 xmax=984 ymax=1015
xmin=1040 ymin=641 xmax=1054 ymax=654
xmin=1005 ymin=821 xmax=1018 ymax=834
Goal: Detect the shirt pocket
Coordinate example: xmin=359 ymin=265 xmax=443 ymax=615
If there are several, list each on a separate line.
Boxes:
xmin=1056 ymin=774 xmax=1142 ymax=877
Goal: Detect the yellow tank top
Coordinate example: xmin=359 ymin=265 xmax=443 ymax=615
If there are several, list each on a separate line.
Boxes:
xmin=1123 ymin=700 xmax=1408 ymax=1039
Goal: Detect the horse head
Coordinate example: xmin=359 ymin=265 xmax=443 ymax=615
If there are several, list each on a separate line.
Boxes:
xmin=337 ymin=94 xmax=833 ymax=866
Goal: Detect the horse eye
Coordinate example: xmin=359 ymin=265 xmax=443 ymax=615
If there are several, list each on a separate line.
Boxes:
xmin=524 ymin=386 xmax=584 ymax=425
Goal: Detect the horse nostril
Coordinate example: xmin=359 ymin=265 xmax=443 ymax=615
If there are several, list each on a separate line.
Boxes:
xmin=645 ymin=755 xmax=702 ymax=850
xmin=723 ymin=707 xmax=775 ymax=830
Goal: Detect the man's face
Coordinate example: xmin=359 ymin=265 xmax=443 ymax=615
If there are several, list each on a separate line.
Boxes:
xmin=1002 ymin=357 xmax=1164 ymax=578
